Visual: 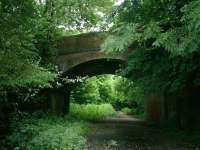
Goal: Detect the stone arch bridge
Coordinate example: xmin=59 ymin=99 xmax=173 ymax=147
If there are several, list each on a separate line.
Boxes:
xmin=56 ymin=32 xmax=128 ymax=78
xmin=51 ymin=32 xmax=167 ymax=125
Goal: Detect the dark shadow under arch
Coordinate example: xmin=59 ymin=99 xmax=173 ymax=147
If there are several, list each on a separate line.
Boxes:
xmin=63 ymin=58 xmax=126 ymax=79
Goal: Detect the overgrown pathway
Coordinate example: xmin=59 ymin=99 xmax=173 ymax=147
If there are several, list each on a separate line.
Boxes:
xmin=87 ymin=112 xmax=198 ymax=150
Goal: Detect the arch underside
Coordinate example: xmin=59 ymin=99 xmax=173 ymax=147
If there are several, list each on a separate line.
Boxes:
xmin=63 ymin=58 xmax=126 ymax=78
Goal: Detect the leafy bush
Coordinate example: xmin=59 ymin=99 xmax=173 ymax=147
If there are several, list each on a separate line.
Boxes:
xmin=70 ymin=103 xmax=116 ymax=121
xmin=121 ymin=107 xmax=136 ymax=115
xmin=4 ymin=113 xmax=89 ymax=150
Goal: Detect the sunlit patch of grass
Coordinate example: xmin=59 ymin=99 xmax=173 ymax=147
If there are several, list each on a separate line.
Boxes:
xmin=121 ymin=107 xmax=136 ymax=115
xmin=70 ymin=103 xmax=116 ymax=121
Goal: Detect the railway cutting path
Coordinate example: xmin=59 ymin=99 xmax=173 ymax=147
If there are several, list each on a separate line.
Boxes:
xmin=87 ymin=112 xmax=197 ymax=150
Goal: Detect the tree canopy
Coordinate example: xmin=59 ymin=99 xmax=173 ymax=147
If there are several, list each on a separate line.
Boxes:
xmin=0 ymin=0 xmax=114 ymax=101
xmin=102 ymin=0 xmax=200 ymax=97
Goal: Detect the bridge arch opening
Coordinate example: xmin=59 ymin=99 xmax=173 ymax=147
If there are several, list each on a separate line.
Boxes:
xmin=51 ymin=57 xmax=163 ymax=125
xmin=69 ymin=74 xmax=145 ymax=118
xmin=51 ymin=58 xmax=129 ymax=114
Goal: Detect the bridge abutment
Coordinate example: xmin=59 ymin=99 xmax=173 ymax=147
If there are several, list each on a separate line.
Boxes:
xmin=50 ymin=87 xmax=70 ymax=115
xmin=145 ymin=93 xmax=166 ymax=125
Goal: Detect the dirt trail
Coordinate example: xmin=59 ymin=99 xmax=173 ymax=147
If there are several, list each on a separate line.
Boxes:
xmin=87 ymin=112 xmax=197 ymax=150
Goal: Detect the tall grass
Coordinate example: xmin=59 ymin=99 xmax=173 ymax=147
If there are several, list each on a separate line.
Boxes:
xmin=70 ymin=103 xmax=116 ymax=121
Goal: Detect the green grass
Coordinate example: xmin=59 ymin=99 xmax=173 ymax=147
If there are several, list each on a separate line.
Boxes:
xmin=121 ymin=107 xmax=145 ymax=119
xmin=121 ymin=107 xmax=136 ymax=115
xmin=3 ymin=113 xmax=89 ymax=150
xmin=70 ymin=103 xmax=116 ymax=121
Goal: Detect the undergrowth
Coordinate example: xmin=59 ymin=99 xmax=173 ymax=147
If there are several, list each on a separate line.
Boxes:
xmin=2 ymin=112 xmax=89 ymax=150
xmin=163 ymin=126 xmax=200 ymax=147
xmin=70 ymin=103 xmax=116 ymax=121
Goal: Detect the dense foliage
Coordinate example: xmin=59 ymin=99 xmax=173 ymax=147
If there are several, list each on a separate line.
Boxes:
xmin=0 ymin=0 xmax=56 ymax=100
xmin=102 ymin=0 xmax=200 ymax=97
xmin=0 ymin=0 xmax=114 ymax=102
xmin=2 ymin=112 xmax=89 ymax=150
xmin=70 ymin=75 xmax=144 ymax=113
